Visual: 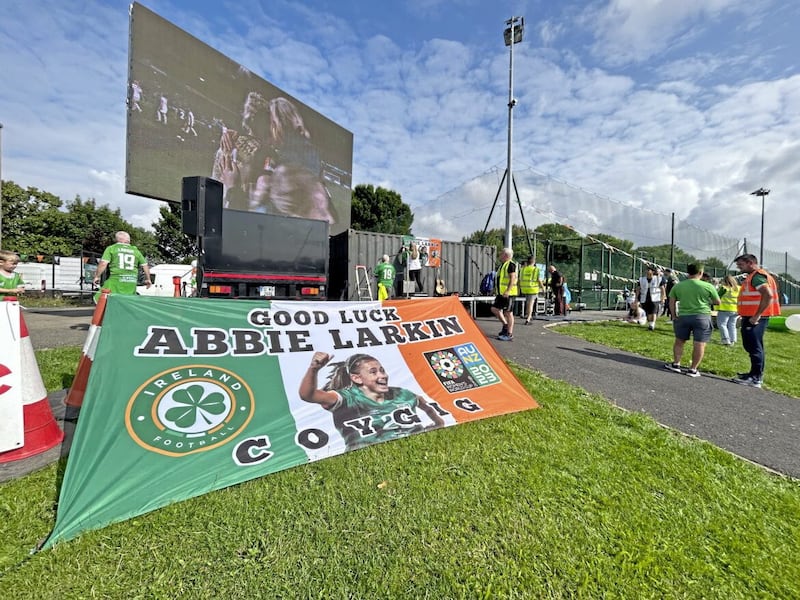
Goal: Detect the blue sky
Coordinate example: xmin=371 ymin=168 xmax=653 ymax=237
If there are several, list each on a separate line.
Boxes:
xmin=1 ymin=0 xmax=799 ymax=260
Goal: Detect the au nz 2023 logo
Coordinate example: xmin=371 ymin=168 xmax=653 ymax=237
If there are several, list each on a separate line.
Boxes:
xmin=425 ymin=343 xmax=500 ymax=393
xmin=125 ymin=365 xmax=255 ymax=456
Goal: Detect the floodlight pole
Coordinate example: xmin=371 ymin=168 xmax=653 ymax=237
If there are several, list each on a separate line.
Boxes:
xmin=503 ymin=17 xmax=523 ymax=250
xmin=750 ymin=187 xmax=770 ymax=265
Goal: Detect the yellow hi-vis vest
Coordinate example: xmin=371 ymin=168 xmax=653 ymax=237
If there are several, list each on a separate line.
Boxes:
xmin=497 ymin=260 xmax=519 ymax=296
xmin=737 ymin=269 xmax=780 ymax=317
xmin=717 ymin=285 xmax=739 ymax=312
xmin=519 ymin=264 xmax=541 ymax=295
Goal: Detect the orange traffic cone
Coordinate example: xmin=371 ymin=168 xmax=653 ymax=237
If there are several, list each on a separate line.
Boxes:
xmin=64 ymin=289 xmax=110 ymax=412
xmin=0 ymin=308 xmax=64 ymax=463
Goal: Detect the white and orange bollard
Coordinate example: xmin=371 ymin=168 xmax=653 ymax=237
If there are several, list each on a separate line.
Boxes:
xmin=0 ymin=298 xmax=65 ymax=464
xmin=63 ymin=289 xmax=110 ymax=416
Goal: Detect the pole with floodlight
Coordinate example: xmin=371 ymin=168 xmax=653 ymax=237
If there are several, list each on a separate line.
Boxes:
xmin=750 ymin=187 xmax=770 ymax=265
xmin=503 ymin=16 xmax=523 ymax=250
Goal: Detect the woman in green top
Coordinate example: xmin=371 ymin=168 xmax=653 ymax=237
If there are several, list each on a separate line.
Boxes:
xmin=299 ymin=352 xmax=445 ymax=450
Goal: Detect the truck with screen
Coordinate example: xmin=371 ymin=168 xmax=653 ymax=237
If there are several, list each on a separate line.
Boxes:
xmin=199 ymin=209 xmax=329 ymax=299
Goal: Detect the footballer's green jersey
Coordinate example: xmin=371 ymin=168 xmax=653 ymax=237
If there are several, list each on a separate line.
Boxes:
xmin=97 ymin=242 xmax=147 ymax=299
xmin=330 ymin=386 xmax=422 ymax=449
xmin=374 ymin=262 xmax=397 ymax=289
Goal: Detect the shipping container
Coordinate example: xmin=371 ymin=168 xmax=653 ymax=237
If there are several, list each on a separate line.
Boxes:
xmin=329 ymin=229 xmax=497 ymax=301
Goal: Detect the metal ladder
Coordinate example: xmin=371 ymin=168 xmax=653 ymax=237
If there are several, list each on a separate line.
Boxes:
xmin=354 ymin=265 xmax=373 ymax=300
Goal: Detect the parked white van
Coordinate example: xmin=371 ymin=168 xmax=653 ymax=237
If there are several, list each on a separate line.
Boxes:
xmin=137 ymin=263 xmax=196 ymax=297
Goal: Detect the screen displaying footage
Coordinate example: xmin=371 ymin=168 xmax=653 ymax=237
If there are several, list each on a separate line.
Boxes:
xmin=126 ymin=2 xmax=354 ymax=235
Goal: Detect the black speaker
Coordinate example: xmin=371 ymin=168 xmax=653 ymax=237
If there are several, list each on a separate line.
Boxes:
xmin=181 ymin=176 xmax=223 ymax=237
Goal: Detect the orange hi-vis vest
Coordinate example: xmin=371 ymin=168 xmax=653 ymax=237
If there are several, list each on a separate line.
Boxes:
xmin=737 ymin=269 xmax=780 ymax=317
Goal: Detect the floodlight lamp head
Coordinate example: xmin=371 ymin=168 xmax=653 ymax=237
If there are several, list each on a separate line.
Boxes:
xmin=503 ymin=17 xmax=524 ymax=46
xmin=750 ymin=187 xmax=770 ymax=196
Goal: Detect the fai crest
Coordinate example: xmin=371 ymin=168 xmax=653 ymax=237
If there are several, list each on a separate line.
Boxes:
xmin=125 ymin=365 xmax=254 ymax=456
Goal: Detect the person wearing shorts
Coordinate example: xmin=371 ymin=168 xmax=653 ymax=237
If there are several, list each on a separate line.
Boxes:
xmin=664 ymin=264 xmax=720 ymax=377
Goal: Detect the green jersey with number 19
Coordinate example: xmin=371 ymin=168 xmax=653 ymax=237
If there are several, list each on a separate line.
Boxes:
xmin=100 ymin=242 xmax=147 ymax=296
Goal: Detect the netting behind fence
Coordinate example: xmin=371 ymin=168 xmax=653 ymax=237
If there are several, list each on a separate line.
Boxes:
xmin=423 ymin=166 xmax=799 ymax=305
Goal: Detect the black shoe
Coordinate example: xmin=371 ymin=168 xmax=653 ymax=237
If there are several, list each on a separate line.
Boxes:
xmin=664 ymin=362 xmax=682 ymax=373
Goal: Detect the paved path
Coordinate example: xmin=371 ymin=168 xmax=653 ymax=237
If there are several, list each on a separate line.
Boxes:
xmin=477 ymin=311 xmax=800 ymax=479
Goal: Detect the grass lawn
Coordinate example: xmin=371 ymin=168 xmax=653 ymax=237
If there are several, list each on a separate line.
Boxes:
xmin=558 ymin=311 xmax=800 ymax=398
xmin=1 ymin=337 xmax=798 ymax=598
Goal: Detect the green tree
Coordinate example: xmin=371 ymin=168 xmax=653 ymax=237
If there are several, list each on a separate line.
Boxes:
xmin=635 ymin=244 xmax=698 ymax=269
xmin=0 ymin=180 xmax=72 ymax=256
xmin=61 ymin=196 xmax=132 ymax=255
xmin=1 ymin=180 xmax=159 ymax=259
xmin=589 ymin=233 xmax=634 ymax=254
xmin=130 ymin=226 xmax=160 ymax=262
xmin=351 ymin=185 xmax=413 ymax=234
xmin=152 ymin=202 xmax=197 ymax=263
xmin=534 ymin=223 xmax=583 ymax=264
xmin=461 ymin=225 xmax=540 ymax=264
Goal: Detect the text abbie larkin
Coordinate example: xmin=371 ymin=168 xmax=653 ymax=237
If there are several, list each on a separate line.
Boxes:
xmin=133 ymin=306 xmax=466 ymax=356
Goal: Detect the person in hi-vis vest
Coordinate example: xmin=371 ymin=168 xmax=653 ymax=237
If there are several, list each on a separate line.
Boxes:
xmin=732 ymin=254 xmax=780 ymax=388
xmin=519 ymin=255 xmax=543 ymax=325
xmin=491 ymin=248 xmax=519 ymax=341
xmin=716 ymin=274 xmax=740 ymax=346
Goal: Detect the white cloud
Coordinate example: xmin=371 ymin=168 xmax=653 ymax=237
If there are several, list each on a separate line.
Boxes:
xmin=586 ymin=0 xmax=756 ymax=66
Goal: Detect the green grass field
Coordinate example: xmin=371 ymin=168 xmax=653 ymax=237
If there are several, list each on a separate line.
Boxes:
xmin=1 ymin=326 xmax=798 ymax=598
xmin=559 ymin=310 xmax=800 ymax=398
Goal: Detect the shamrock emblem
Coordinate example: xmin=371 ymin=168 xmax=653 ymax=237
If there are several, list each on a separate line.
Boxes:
xmin=165 ymin=384 xmax=227 ymax=430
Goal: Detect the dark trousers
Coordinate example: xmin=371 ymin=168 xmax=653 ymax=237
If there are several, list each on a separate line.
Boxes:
xmin=552 ymin=290 xmax=566 ymax=315
xmin=741 ymin=317 xmax=769 ymax=379
xmin=409 ymin=269 xmax=423 ymax=293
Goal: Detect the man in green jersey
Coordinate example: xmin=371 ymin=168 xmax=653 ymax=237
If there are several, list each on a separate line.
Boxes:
xmin=93 ymin=231 xmax=151 ymax=301
xmin=374 ymin=254 xmax=397 ymax=300
xmin=664 ymin=264 xmax=720 ymax=377
xmin=299 ymin=352 xmax=445 ymax=450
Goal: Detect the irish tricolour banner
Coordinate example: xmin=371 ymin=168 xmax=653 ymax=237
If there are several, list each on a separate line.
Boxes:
xmin=45 ymin=295 xmax=536 ymax=547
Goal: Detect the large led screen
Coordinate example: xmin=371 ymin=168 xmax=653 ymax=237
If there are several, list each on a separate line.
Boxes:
xmin=126 ymin=3 xmax=354 ymax=235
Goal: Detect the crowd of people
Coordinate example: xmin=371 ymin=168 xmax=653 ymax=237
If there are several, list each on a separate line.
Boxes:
xmin=614 ymin=255 xmax=780 ymax=387
xmin=477 ymin=249 xmax=784 ymax=390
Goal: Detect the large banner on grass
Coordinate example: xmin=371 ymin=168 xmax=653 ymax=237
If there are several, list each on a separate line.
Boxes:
xmin=45 ymin=295 xmax=536 ymax=547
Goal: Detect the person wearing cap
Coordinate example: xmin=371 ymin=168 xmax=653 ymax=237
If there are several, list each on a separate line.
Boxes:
xmin=374 ymin=254 xmax=397 ymax=300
